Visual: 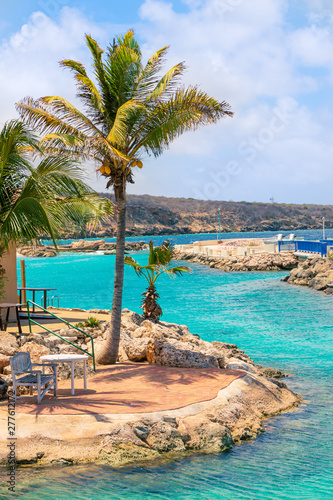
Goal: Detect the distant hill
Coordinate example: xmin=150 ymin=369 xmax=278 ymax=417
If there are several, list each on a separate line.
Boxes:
xmin=64 ymin=194 xmax=333 ymax=238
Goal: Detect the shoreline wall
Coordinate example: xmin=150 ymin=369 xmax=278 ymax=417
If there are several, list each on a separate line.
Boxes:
xmin=174 ymin=250 xmax=298 ymax=272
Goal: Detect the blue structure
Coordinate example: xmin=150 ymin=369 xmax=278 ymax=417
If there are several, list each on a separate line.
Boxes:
xmin=294 ymin=240 xmax=333 ymax=257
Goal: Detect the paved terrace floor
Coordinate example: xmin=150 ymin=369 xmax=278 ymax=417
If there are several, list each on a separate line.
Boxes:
xmin=0 ymin=364 xmax=243 ymax=416
xmin=2 ymin=309 xmax=243 ymax=416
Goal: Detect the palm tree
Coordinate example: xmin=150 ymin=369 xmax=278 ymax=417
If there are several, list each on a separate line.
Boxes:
xmin=17 ymin=30 xmax=233 ymax=364
xmin=125 ymin=241 xmax=191 ymax=322
xmin=0 ymin=120 xmax=111 ymax=249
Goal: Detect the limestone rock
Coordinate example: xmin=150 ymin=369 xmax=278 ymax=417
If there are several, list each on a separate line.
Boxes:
xmin=286 ymin=256 xmax=333 ymax=293
xmin=121 ymin=309 xmax=144 ymax=328
xmin=0 ymin=354 xmax=10 ymax=373
xmin=133 ymin=425 xmax=150 ymax=440
xmin=309 ymin=276 xmax=329 ymax=290
xmin=258 ymin=367 xmax=286 ymax=379
xmin=17 ymin=245 xmax=57 ymax=257
xmin=226 ymin=361 xmax=255 ymax=373
xmin=265 ymin=377 xmax=287 ymax=389
xmin=56 ymin=360 xmax=94 ymax=381
xmin=131 ymin=320 xmax=183 ymax=341
xmin=117 ymin=344 xmax=129 ymax=363
xmin=124 ymin=338 xmax=150 ymax=362
xmin=179 ymin=416 xmax=234 ymax=452
xmin=19 ymin=342 xmax=50 ymax=363
xmin=211 ymin=341 xmax=254 ymax=366
xmin=99 ymin=443 xmax=159 ymax=466
xmin=146 ymin=339 xmax=219 ymax=369
xmin=0 ymin=332 xmax=18 ymax=356
xmin=193 ymin=340 xmax=225 ymax=368
xmin=145 ymin=421 xmax=186 ymax=452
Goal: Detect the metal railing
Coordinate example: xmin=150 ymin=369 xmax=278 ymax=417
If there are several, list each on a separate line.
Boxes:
xmin=295 ymin=240 xmax=333 ymax=257
xmin=41 ymin=296 xmax=60 ymax=308
xmin=26 ymin=301 xmax=95 ymax=371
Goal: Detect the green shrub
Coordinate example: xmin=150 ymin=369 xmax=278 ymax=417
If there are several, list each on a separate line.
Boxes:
xmin=75 ymin=317 xmax=101 ymax=329
xmin=86 ymin=317 xmax=101 ymax=328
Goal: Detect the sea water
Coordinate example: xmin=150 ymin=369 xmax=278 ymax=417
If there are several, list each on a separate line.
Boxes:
xmin=4 ymin=231 xmax=333 ymax=499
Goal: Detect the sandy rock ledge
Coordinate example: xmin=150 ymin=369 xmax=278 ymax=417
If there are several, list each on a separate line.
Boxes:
xmin=0 ymin=373 xmax=300 ymax=467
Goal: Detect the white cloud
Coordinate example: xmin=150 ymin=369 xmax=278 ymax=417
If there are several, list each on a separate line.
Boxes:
xmin=131 ymin=0 xmax=333 ymax=203
xmin=0 ymin=7 xmax=122 ymax=127
xmin=1 ymin=1 xmax=332 ymax=203
xmin=0 ymin=7 xmax=124 ymax=191
xmin=289 ymin=25 xmax=333 ymax=70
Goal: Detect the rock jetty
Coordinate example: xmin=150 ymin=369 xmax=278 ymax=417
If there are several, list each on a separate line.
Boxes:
xmin=282 ymin=255 xmax=333 ymax=294
xmin=0 ymin=309 xmax=301 ymax=466
xmin=18 ymin=240 xmax=147 ymax=257
xmin=17 ymin=246 xmax=57 ymax=257
xmin=174 ymin=250 xmax=298 ymax=272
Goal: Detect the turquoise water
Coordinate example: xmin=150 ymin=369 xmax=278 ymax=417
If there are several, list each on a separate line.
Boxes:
xmin=43 ymin=228 xmax=333 ymax=246
xmin=4 ymin=240 xmax=333 ymax=499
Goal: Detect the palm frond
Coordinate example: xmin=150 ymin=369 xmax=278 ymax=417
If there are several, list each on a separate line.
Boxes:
xmin=133 ymin=46 xmax=169 ymax=100
xmin=164 ymin=266 xmax=192 ymax=277
xmin=106 ymin=99 xmax=144 ymax=147
xmin=0 ymin=121 xmax=113 ymax=247
xmin=129 ymin=86 xmax=233 ymax=156
xmin=104 ymin=33 xmax=142 ymax=108
xmin=148 ymin=62 xmax=186 ymax=102
xmin=17 ymin=31 xmax=232 ymax=199
xmin=85 ymin=35 xmax=115 ymax=125
xmin=59 ymin=59 xmax=105 ymax=122
xmin=39 ymin=133 xmax=86 ymax=150
xmin=1 ymin=196 xmax=56 ymax=246
xmin=41 ymin=96 xmax=103 ymax=136
xmin=16 ymin=97 xmax=86 ymax=138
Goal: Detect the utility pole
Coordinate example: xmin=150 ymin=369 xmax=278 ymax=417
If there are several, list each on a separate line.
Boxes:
xmin=218 ymin=208 xmax=221 ymax=240
xmin=323 ymin=217 xmax=326 ymax=240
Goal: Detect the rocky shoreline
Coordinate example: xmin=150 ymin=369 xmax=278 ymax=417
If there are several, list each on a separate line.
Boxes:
xmin=0 ymin=309 xmax=301 ymax=467
xmin=17 ymin=240 xmax=147 ymax=257
xmin=174 ymin=250 xmax=298 ymax=272
xmin=282 ymin=255 xmax=333 ymax=294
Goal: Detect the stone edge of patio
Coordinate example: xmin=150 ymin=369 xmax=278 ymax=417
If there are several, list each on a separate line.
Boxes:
xmin=0 ymin=371 xmax=301 ymax=467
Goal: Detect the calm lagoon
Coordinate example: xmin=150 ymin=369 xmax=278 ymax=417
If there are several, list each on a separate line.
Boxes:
xmin=8 ymin=231 xmax=333 ymax=499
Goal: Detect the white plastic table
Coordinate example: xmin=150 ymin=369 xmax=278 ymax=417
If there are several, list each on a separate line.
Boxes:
xmin=40 ymin=354 xmax=89 ymax=395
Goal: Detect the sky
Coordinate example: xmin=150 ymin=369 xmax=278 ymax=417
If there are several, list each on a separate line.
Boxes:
xmin=1 ymin=0 xmax=332 ymax=204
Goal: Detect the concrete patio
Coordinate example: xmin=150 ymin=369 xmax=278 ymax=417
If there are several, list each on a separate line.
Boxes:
xmin=0 ymin=363 xmax=243 ymax=415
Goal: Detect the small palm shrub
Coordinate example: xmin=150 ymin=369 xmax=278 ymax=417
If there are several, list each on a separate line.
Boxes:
xmin=76 ymin=317 xmax=101 ymax=329
xmin=125 ymin=241 xmax=191 ymax=322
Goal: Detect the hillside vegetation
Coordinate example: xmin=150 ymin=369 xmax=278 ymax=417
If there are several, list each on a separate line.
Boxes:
xmin=64 ymin=195 xmax=333 ymax=238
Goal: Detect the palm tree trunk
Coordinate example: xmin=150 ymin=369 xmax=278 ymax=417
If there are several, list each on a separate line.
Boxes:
xmin=97 ymin=178 xmax=126 ymax=364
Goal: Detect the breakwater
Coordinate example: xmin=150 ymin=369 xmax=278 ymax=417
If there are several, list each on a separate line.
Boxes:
xmin=174 ymin=250 xmax=298 ymax=272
